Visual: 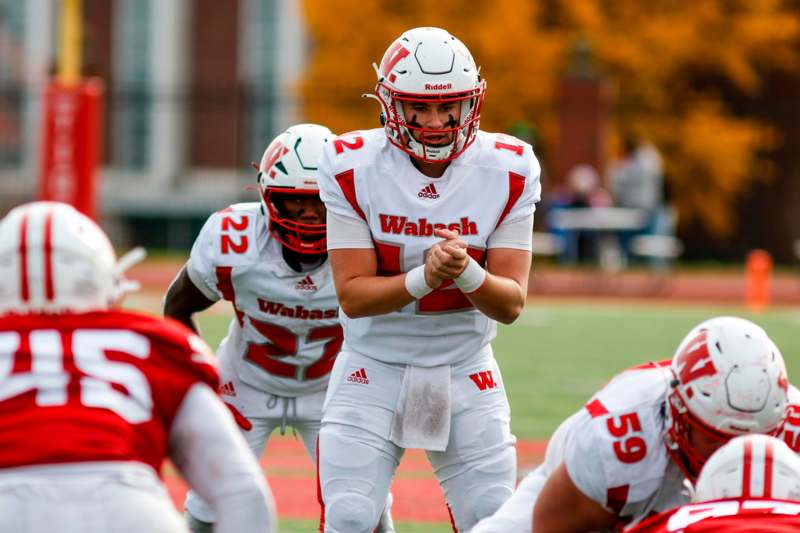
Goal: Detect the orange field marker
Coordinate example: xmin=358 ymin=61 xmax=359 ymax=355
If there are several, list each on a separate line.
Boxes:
xmin=745 ymin=249 xmax=772 ymax=311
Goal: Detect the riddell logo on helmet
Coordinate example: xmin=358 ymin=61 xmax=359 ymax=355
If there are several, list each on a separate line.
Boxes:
xmin=425 ymin=83 xmax=453 ymax=91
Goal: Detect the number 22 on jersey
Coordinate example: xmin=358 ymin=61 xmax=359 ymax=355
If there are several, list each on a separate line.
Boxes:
xmin=0 ymin=329 xmax=153 ymax=423
xmin=221 ymin=214 xmax=249 ymax=254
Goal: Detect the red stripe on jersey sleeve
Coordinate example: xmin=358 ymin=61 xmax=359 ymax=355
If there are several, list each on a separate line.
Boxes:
xmin=334 ymin=169 xmax=366 ymax=220
xmin=606 ymin=484 xmax=630 ymax=515
xmin=215 ymin=266 xmax=244 ymax=327
xmin=215 ymin=266 xmax=235 ymax=301
xmin=585 ymin=398 xmax=609 ymax=418
xmin=495 ymin=171 xmax=526 ymax=229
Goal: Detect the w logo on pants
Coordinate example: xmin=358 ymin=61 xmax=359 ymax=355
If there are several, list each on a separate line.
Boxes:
xmin=469 ymin=371 xmax=496 ymax=391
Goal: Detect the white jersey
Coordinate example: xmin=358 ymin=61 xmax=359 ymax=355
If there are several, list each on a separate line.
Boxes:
xmin=317 ymin=128 xmax=541 ymax=366
xmin=186 ymin=203 xmax=341 ymax=397
xmin=475 ymin=368 xmax=800 ymax=533
xmin=561 ymin=361 xmax=690 ymax=529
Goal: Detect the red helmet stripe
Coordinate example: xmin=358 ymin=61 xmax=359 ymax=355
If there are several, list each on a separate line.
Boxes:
xmin=764 ymin=439 xmax=774 ymax=498
xmin=742 ymin=438 xmax=753 ymax=498
xmin=18 ymin=210 xmax=29 ymax=302
xmin=381 ymin=41 xmax=410 ymax=77
xmin=43 ymin=208 xmax=55 ymax=301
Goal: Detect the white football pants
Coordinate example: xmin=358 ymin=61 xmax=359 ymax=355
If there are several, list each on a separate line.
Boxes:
xmin=318 ymin=348 xmax=517 ymax=533
xmin=0 ymin=462 xmax=185 ymax=533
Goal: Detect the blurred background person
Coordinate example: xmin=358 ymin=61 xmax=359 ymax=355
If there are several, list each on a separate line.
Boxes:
xmin=547 ymin=164 xmax=612 ymax=263
xmin=607 ymin=135 xmax=673 ymax=264
xmin=608 ymin=135 xmax=664 ymax=219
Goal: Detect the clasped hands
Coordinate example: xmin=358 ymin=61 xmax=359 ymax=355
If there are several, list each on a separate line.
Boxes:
xmin=423 ymin=228 xmax=469 ymax=289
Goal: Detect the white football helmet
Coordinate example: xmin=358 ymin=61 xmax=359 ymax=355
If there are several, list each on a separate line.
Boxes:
xmin=0 ymin=202 xmax=143 ymax=314
xmin=257 ymin=123 xmax=334 ymax=255
xmin=665 ymin=317 xmax=789 ymax=479
xmin=371 ymin=26 xmax=485 ymax=163
xmin=695 ymin=434 xmax=800 ymax=501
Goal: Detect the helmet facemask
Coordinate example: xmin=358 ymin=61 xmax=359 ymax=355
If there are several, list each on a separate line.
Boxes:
xmin=665 ymin=386 xmax=744 ymax=480
xmin=375 ymin=81 xmax=485 ymax=163
xmin=261 ymin=189 xmax=327 ymax=256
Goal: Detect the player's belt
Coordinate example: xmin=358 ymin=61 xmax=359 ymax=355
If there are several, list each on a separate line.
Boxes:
xmin=245 ymin=345 xmax=335 ymax=381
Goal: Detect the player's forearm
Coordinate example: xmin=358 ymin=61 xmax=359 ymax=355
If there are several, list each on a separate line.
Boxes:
xmin=163 ymin=265 xmax=215 ymax=334
xmin=170 ymin=384 xmax=276 ymax=533
xmin=162 ymin=301 xmax=201 ymax=334
xmin=337 ymin=274 xmax=416 ymax=317
xmin=173 ymin=313 xmax=202 ymax=334
xmin=465 ymin=274 xmax=526 ymax=324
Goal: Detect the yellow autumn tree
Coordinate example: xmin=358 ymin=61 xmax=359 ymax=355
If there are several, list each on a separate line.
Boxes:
xmin=299 ymin=0 xmax=800 ymax=237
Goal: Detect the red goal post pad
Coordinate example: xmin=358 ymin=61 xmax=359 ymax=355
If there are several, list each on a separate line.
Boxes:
xmin=38 ymin=78 xmax=105 ymax=221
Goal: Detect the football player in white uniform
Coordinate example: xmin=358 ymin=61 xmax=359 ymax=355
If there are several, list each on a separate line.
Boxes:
xmin=164 ymin=124 xmax=393 ymax=533
xmin=472 ymin=316 xmax=790 ymax=533
xmin=316 ymin=27 xmax=542 ymax=532
xmin=0 ymin=202 xmax=274 ymax=533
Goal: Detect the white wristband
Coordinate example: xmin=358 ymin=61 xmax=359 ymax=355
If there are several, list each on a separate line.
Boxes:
xmin=404 ymin=265 xmax=434 ymax=299
xmin=453 ymin=257 xmax=487 ymax=293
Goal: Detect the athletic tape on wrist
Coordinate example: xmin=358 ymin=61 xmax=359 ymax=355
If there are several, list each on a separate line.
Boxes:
xmin=404 ymin=265 xmax=434 ymax=299
xmin=454 ymin=257 xmax=486 ymax=293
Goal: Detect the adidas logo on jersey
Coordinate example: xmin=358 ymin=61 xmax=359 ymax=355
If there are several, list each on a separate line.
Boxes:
xmin=346 ymin=368 xmax=369 ymax=385
xmin=295 ymin=275 xmax=317 ymax=292
xmin=417 ymin=184 xmax=440 ymax=199
xmin=219 ymin=381 xmax=237 ymax=397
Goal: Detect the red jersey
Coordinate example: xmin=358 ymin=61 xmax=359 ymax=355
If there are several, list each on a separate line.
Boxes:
xmin=0 ymin=309 xmax=218 ymax=474
xmin=628 ymin=498 xmax=800 ymax=532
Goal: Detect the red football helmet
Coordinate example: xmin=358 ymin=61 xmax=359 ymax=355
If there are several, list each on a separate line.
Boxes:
xmin=664 ymin=317 xmax=788 ymax=479
xmin=257 ymin=124 xmax=334 ymax=255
